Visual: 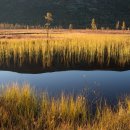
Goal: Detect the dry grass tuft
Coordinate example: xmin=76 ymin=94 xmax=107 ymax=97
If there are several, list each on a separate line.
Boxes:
xmin=0 ymin=84 xmax=130 ymax=130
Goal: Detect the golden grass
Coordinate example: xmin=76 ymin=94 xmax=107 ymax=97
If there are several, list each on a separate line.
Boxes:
xmin=0 ymin=33 xmax=130 ymax=68
xmin=0 ymin=84 xmax=87 ymax=130
xmin=0 ymin=84 xmax=130 ymax=130
xmin=0 ymin=32 xmax=130 ymax=129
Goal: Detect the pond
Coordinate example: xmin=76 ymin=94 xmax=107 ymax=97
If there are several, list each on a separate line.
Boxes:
xmin=0 ymin=37 xmax=130 ymax=106
xmin=0 ymin=68 xmax=130 ymax=105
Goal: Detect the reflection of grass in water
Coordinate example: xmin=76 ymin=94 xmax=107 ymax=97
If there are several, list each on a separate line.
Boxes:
xmin=0 ymin=34 xmax=130 ymax=68
xmin=0 ymin=84 xmax=130 ymax=130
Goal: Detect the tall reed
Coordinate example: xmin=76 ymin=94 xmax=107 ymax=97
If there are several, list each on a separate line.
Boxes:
xmin=0 ymin=34 xmax=130 ymax=68
xmin=0 ymin=84 xmax=130 ymax=130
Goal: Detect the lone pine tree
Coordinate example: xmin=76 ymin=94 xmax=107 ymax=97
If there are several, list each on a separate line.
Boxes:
xmin=116 ymin=21 xmax=120 ymax=30
xmin=91 ymin=18 xmax=97 ymax=30
xmin=121 ymin=21 xmax=126 ymax=30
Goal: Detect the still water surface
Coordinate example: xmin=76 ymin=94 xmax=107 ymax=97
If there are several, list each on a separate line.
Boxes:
xmin=0 ymin=70 xmax=130 ymax=105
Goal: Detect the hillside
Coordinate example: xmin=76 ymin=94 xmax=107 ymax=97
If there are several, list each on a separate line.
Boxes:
xmin=0 ymin=0 xmax=130 ymax=28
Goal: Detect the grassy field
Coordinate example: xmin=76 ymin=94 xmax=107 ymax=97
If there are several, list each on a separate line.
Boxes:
xmin=0 ymin=30 xmax=130 ymax=68
xmin=0 ymin=29 xmax=130 ymax=129
xmin=0 ymin=84 xmax=130 ymax=130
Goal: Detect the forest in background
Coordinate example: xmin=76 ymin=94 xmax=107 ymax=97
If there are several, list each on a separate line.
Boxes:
xmin=0 ymin=0 xmax=130 ymax=28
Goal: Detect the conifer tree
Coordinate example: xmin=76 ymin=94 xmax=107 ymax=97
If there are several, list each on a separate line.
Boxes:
xmin=69 ymin=24 xmax=73 ymax=30
xmin=121 ymin=21 xmax=126 ymax=30
xmin=116 ymin=21 xmax=120 ymax=30
xmin=91 ymin=18 xmax=97 ymax=30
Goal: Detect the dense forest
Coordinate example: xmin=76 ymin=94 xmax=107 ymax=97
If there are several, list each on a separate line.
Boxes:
xmin=0 ymin=0 xmax=130 ymax=28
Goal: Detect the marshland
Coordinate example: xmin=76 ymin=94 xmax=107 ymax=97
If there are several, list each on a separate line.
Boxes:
xmin=0 ymin=29 xmax=130 ymax=129
xmin=0 ymin=31 xmax=130 ymax=69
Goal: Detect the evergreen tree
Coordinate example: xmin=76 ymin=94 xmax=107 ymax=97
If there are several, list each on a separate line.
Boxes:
xmin=69 ymin=24 xmax=73 ymax=30
xmin=91 ymin=18 xmax=97 ymax=30
xmin=116 ymin=21 xmax=120 ymax=30
xmin=121 ymin=21 xmax=126 ymax=30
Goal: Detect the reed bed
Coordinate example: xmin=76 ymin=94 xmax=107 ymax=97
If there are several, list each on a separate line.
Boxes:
xmin=0 ymin=84 xmax=130 ymax=130
xmin=0 ymin=33 xmax=130 ymax=68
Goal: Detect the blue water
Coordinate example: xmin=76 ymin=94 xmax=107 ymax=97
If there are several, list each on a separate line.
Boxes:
xmin=0 ymin=70 xmax=130 ymax=104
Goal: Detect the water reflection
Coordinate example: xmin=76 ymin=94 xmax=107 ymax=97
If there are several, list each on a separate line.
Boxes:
xmin=0 ymin=70 xmax=130 ymax=105
xmin=0 ymin=64 xmax=130 ymax=74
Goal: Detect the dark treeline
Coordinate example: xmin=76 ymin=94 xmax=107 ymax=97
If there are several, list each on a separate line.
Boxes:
xmin=0 ymin=0 xmax=130 ymax=29
xmin=0 ymin=23 xmax=42 ymax=29
xmin=0 ymin=20 xmax=129 ymax=30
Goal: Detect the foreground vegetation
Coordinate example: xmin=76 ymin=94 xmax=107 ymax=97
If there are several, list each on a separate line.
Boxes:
xmin=0 ymin=33 xmax=130 ymax=68
xmin=0 ymin=84 xmax=130 ymax=130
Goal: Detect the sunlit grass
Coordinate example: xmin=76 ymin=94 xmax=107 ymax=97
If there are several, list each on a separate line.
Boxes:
xmin=0 ymin=33 xmax=130 ymax=68
xmin=0 ymin=84 xmax=87 ymax=129
xmin=0 ymin=84 xmax=130 ymax=129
